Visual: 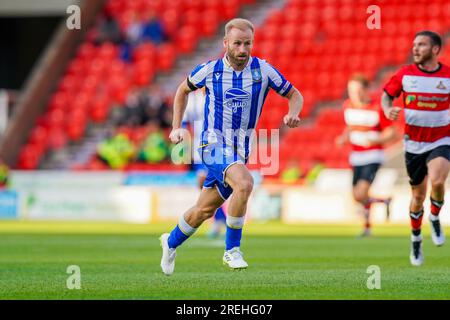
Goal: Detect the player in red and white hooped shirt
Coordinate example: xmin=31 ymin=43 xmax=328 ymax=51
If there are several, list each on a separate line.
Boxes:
xmin=382 ymin=31 xmax=450 ymax=266
xmin=336 ymin=74 xmax=398 ymax=237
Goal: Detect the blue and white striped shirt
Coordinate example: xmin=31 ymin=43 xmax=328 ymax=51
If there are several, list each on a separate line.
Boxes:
xmin=187 ymin=55 xmax=292 ymax=160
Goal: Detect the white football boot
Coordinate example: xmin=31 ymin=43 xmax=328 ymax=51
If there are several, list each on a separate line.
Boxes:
xmin=410 ymin=234 xmax=424 ymax=267
xmin=429 ymin=215 xmax=445 ymax=246
xmin=160 ymin=233 xmax=176 ymax=276
xmin=223 ymin=247 xmax=248 ymax=270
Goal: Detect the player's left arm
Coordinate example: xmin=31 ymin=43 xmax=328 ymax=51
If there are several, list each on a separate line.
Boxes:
xmin=264 ymin=61 xmax=302 ymax=128
xmin=283 ymin=86 xmax=303 ymax=128
xmin=370 ymin=125 xmax=400 ymax=146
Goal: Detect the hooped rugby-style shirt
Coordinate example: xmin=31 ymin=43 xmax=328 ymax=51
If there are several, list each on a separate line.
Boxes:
xmin=343 ymin=99 xmax=393 ymax=166
xmin=187 ymin=55 xmax=292 ymax=160
xmin=383 ymin=63 xmax=450 ymax=154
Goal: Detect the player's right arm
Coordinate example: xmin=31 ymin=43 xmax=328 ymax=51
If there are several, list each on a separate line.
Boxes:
xmin=381 ymin=68 xmax=405 ymax=121
xmin=381 ymin=91 xmax=401 ymax=121
xmin=169 ymin=80 xmax=194 ymax=144
xmin=170 ymin=62 xmax=211 ymax=144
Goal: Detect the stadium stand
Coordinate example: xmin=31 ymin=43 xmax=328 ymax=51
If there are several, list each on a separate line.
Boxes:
xmin=17 ymin=0 xmax=255 ymax=170
xmin=253 ymin=0 xmax=450 ymax=175
xmin=16 ymin=0 xmax=450 ymax=179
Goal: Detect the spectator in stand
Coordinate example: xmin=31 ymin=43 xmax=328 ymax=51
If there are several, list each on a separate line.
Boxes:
xmin=97 ymin=133 xmax=136 ymax=169
xmin=141 ymin=10 xmax=165 ymax=45
xmin=137 ymin=124 xmax=170 ymax=164
xmin=159 ymin=103 xmax=173 ymax=129
xmin=142 ymin=85 xmax=172 ymax=128
xmin=305 ymin=160 xmax=325 ymax=186
xmin=280 ymin=160 xmax=302 ymax=184
xmin=93 ymin=10 xmax=122 ymax=45
xmin=120 ymin=87 xmax=147 ymax=127
xmin=125 ymin=13 xmax=143 ymax=47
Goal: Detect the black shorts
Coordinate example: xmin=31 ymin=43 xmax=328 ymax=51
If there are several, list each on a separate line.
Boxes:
xmin=352 ymin=163 xmax=381 ymax=186
xmin=405 ymin=145 xmax=450 ymax=186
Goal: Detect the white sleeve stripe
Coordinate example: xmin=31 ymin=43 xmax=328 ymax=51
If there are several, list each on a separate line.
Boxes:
xmin=189 ymin=62 xmax=211 ymax=87
xmin=279 ymin=81 xmax=292 ymax=95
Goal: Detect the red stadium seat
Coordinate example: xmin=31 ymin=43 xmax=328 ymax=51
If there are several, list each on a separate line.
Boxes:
xmin=161 ymin=9 xmax=179 ymax=39
xmin=17 ymin=144 xmax=42 ymax=170
xmin=76 ymin=42 xmax=96 ymax=61
xmin=47 ymin=127 xmax=68 ymax=150
xmin=28 ymin=126 xmax=49 ymax=152
xmin=221 ymin=0 xmax=239 ymax=20
xmin=176 ymin=26 xmax=198 ymax=54
xmin=133 ymin=42 xmax=156 ymax=62
xmin=90 ymin=94 xmax=111 ymax=123
xmin=157 ymin=43 xmax=177 ymax=71
xmin=97 ymin=42 xmax=119 ymax=61
xmin=108 ymin=76 xmax=131 ymax=104
xmin=200 ymin=10 xmax=220 ymax=37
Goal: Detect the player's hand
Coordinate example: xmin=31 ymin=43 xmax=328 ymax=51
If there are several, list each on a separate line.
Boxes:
xmin=169 ymin=128 xmax=184 ymax=144
xmin=283 ymin=114 xmax=301 ymax=128
xmin=385 ymin=107 xmax=401 ymax=121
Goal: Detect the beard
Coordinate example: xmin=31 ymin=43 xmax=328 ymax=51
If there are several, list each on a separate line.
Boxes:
xmin=226 ymin=47 xmax=248 ymax=66
xmin=413 ymin=50 xmax=433 ymax=65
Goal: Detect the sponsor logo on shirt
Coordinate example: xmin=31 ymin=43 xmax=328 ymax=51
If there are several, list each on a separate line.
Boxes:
xmin=418 ymin=95 xmax=449 ymax=102
xmin=405 ymin=95 xmax=416 ymax=105
xmin=417 ymin=102 xmax=437 ymax=108
xmin=224 ymin=88 xmax=251 ymax=112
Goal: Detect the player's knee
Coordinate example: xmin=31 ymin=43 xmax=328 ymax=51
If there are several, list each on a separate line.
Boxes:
xmin=352 ymin=189 xmax=367 ymax=203
xmin=196 ymin=205 xmax=217 ymax=220
xmin=430 ymin=175 xmax=446 ymax=191
xmin=411 ymin=192 xmax=426 ymax=206
xmin=235 ymin=178 xmax=253 ymax=197
xmin=353 ymin=191 xmax=366 ymax=203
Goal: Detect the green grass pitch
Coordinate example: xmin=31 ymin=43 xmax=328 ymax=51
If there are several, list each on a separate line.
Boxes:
xmin=0 ymin=221 xmax=449 ymax=299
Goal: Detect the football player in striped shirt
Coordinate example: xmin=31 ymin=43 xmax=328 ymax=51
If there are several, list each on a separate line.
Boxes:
xmin=336 ymin=74 xmax=398 ymax=237
xmin=382 ymin=31 xmax=450 ymax=266
xmin=160 ymin=18 xmax=303 ymax=275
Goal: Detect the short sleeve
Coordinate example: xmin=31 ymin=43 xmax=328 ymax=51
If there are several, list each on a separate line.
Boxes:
xmin=263 ymin=62 xmax=293 ymax=96
xmin=383 ymin=68 xmax=404 ymax=98
xmin=187 ymin=61 xmax=211 ymax=90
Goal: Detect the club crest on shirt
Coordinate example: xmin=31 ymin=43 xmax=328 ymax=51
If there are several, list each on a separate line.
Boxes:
xmin=224 ymin=88 xmax=251 ymax=112
xmin=436 ymin=80 xmax=447 ymax=90
xmin=251 ymin=68 xmax=262 ymax=82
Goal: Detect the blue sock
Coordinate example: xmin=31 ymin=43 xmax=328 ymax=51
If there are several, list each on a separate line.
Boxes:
xmin=167 ymin=215 xmax=197 ymax=249
xmin=225 ymin=216 xmax=245 ymax=250
xmin=168 ymin=225 xmax=189 ymax=249
xmin=225 ymin=227 xmax=242 ymax=250
xmin=214 ymin=206 xmax=226 ymax=222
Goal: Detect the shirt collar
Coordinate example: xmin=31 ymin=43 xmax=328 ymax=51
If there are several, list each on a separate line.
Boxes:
xmin=415 ymin=62 xmax=442 ymax=74
xmin=223 ymin=54 xmax=253 ymax=71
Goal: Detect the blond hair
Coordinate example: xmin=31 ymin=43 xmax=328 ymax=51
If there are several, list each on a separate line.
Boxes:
xmin=224 ymin=18 xmax=254 ymax=37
